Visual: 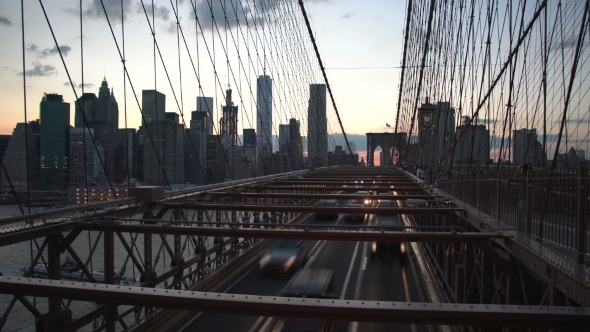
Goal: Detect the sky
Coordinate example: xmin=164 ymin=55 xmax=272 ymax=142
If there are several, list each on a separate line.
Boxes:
xmin=0 ymin=0 xmax=405 ymax=156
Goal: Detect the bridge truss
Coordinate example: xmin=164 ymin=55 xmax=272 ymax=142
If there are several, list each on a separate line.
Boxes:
xmin=0 ymin=167 xmax=588 ymax=331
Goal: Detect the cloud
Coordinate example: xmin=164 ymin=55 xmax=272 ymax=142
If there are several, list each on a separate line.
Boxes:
xmin=189 ymin=0 xmax=283 ymax=32
xmin=341 ymin=11 xmax=356 ymax=19
xmin=64 ymin=81 xmax=95 ymax=89
xmin=0 ymin=15 xmax=12 ymax=26
xmin=27 ymin=44 xmax=72 ymax=58
xmin=65 ymin=0 xmax=134 ymax=23
xmin=139 ymin=3 xmax=170 ymax=22
xmin=19 ymin=61 xmax=57 ymax=77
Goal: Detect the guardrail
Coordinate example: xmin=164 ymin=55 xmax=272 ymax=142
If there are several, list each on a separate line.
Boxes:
xmin=438 ymin=166 xmax=589 ymax=261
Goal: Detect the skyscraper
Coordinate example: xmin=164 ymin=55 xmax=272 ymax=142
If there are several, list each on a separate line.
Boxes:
xmin=69 ymin=128 xmax=96 ymax=187
xmin=196 ymin=96 xmax=214 ymax=135
xmin=0 ymin=135 xmax=10 ymax=188
xmin=184 ymin=129 xmax=207 ymax=185
xmin=142 ymin=112 xmax=184 ymax=185
xmin=454 ymin=117 xmax=490 ymax=166
xmin=513 ymin=128 xmax=544 ymax=167
xmin=142 ymin=90 xmax=166 ymax=125
xmin=243 ymin=129 xmax=256 ymax=148
xmin=256 ymin=75 xmax=273 ymax=156
xmin=191 ymin=111 xmax=211 ymax=133
xmin=97 ymin=77 xmax=118 ymax=132
xmin=1 ymin=121 xmax=40 ymax=191
xmin=74 ymin=93 xmax=97 ymax=128
xmin=307 ymin=84 xmax=327 ymax=167
xmin=40 ymin=93 xmax=70 ymax=189
xmin=220 ymin=89 xmax=238 ymax=147
xmin=279 ymin=124 xmax=290 ymax=152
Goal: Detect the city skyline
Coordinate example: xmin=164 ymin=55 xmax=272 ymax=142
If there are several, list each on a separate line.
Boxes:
xmin=0 ymin=0 xmax=403 ymax=144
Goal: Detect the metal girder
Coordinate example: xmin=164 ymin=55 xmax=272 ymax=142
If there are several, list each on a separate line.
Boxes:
xmin=248 ymin=186 xmax=425 ymax=192
xmin=79 ymin=224 xmax=504 ymax=242
xmin=0 ymin=222 xmax=74 ymax=247
xmin=0 ymin=277 xmax=587 ymax=327
xmin=273 ymin=180 xmax=417 ymax=186
xmin=0 ymin=198 xmax=140 ymax=226
xmin=157 ymin=203 xmax=459 ymax=214
xmin=206 ymin=193 xmax=442 ymax=200
xmin=453 ymin=193 xmax=590 ymax=307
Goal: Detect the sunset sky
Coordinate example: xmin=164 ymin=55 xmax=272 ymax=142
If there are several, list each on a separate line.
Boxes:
xmin=0 ymin=0 xmax=405 ymax=152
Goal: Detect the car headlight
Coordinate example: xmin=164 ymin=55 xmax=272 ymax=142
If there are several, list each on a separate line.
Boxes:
xmin=259 ymin=255 xmax=270 ymax=269
xmin=283 ymin=255 xmax=297 ymax=272
xmin=400 ymin=243 xmax=406 ymax=254
xmin=371 ymin=242 xmax=377 ymax=253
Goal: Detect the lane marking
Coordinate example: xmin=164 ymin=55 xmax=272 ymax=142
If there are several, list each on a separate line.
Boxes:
xmin=349 ymin=241 xmax=368 ymax=332
xmin=258 ymin=317 xmax=274 ymax=332
xmin=340 ymin=241 xmax=360 ymax=299
xmin=402 ymin=264 xmax=417 ymax=332
xmin=247 ymin=316 xmax=266 ymax=332
xmin=361 ymin=257 xmax=367 ymax=271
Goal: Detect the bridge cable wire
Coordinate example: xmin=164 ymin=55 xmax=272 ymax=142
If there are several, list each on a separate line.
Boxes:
xmin=121 ymin=0 xmax=131 ymax=191
xmin=21 ymin=0 xmax=31 ymax=214
xmin=438 ymin=0 xmax=548 ymax=170
xmin=202 ymin=0 xmax=277 ymax=176
xmin=298 ymin=0 xmax=356 ymax=166
xmin=551 ymin=0 xmax=590 ymax=169
xmin=96 ymin=0 xmax=173 ymax=190
xmin=37 ymin=0 xmax=119 ymax=200
xmin=79 ymin=0 xmax=89 ymax=204
xmin=394 ymin=0 xmax=414 ymax=136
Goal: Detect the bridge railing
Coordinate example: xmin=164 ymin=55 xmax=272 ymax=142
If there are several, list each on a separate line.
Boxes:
xmin=438 ymin=167 xmax=589 ymax=260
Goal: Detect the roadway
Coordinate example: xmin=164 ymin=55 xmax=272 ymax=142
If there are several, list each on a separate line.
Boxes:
xmin=180 ymin=206 xmax=431 ymax=332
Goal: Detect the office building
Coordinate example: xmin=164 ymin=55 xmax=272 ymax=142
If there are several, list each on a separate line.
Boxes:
xmin=1 ymin=121 xmax=40 ymax=191
xmin=102 ymin=128 xmax=135 ymax=183
xmin=220 ymin=89 xmax=238 ymax=147
xmin=97 ymin=77 xmax=118 ymax=132
xmin=191 ymin=110 xmax=210 ymax=134
xmin=206 ymin=135 xmax=225 ymax=183
xmin=279 ymin=124 xmax=290 ymax=153
xmin=142 ymin=90 xmax=166 ymax=125
xmin=417 ymin=99 xmax=456 ymax=168
xmin=74 ymin=93 xmax=98 ymax=128
xmin=142 ymin=113 xmax=184 ymax=185
xmin=243 ymin=129 xmax=256 ymax=148
xmin=185 ymin=129 xmax=207 ymax=185
xmin=69 ymin=128 xmax=97 ymax=187
xmin=256 ymin=75 xmax=273 ymax=156
xmin=39 ymin=93 xmax=70 ymax=189
xmin=513 ymin=128 xmax=544 ymax=167
xmin=196 ymin=96 xmax=214 ymax=135
xmin=454 ymin=117 xmax=490 ymax=166
xmin=307 ymin=84 xmax=327 ymax=167
xmin=0 ymin=135 xmax=10 ymax=188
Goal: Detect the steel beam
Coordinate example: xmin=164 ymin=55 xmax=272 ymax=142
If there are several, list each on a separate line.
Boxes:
xmin=0 ymin=277 xmax=587 ymax=327
xmin=79 ymin=224 xmax=504 ymax=242
xmin=206 ymin=192 xmax=442 ymax=200
xmin=273 ymin=180 xmax=417 ymax=186
xmin=157 ymin=203 xmax=459 ymax=214
xmin=250 ymin=186 xmax=424 ymax=192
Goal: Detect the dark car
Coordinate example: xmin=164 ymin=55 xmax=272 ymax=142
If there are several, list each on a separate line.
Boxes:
xmin=273 ymin=268 xmax=336 ymax=332
xmin=342 ymin=199 xmax=366 ymax=223
xmin=371 ymin=200 xmax=407 ymax=265
xmin=315 ymin=199 xmax=340 ymax=220
xmin=259 ymin=239 xmax=310 ymax=274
